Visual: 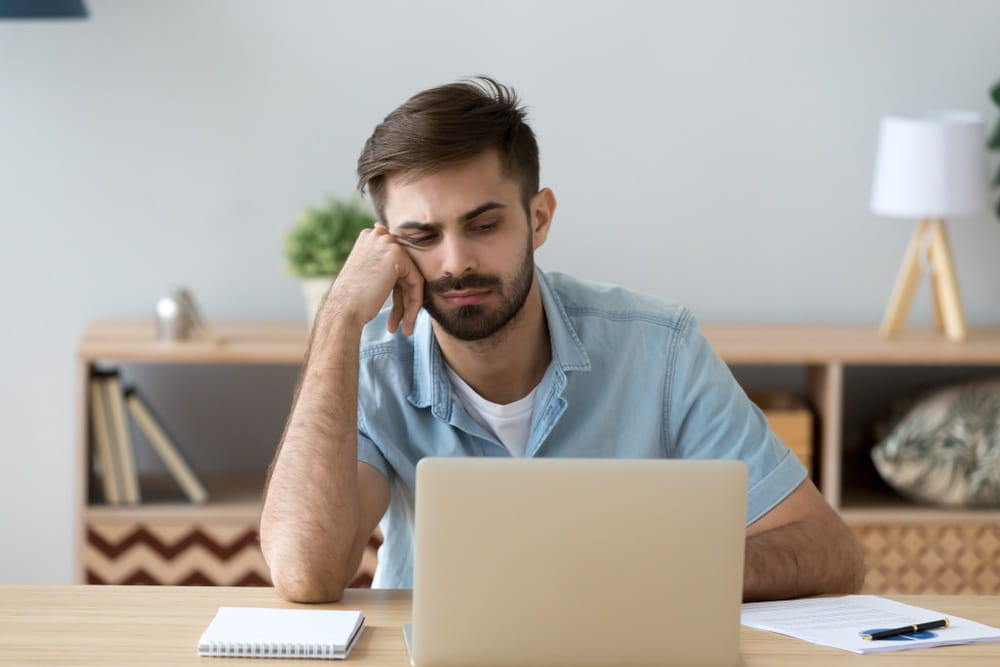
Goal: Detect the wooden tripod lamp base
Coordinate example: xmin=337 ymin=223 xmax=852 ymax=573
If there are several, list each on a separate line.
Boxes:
xmin=879 ymin=217 xmax=967 ymax=343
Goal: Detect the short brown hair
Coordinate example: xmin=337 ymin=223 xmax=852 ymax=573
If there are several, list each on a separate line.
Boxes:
xmin=356 ymin=76 xmax=539 ymax=220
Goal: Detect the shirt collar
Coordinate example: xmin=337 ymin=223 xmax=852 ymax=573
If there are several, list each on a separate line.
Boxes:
xmin=408 ymin=267 xmax=590 ymax=411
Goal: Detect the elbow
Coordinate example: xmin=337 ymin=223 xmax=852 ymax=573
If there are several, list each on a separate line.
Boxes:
xmin=840 ymin=568 xmax=866 ymax=596
xmin=275 ymin=576 xmax=345 ymax=604
xmin=834 ymin=528 xmax=867 ymax=594
xmin=269 ymin=565 xmax=347 ymax=603
xmin=845 ymin=541 xmax=867 ymax=594
xmin=260 ymin=537 xmax=350 ymax=603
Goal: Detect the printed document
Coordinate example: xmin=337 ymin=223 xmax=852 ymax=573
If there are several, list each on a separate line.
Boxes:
xmin=741 ymin=595 xmax=1000 ymax=654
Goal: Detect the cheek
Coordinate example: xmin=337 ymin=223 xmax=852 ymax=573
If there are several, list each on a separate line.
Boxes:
xmin=402 ymin=247 xmax=436 ymax=280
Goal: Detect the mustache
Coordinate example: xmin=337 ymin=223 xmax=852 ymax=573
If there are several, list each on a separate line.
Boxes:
xmin=426 ymin=273 xmax=502 ymax=294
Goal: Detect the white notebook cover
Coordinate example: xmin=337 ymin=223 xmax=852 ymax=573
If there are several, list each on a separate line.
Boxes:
xmin=198 ymin=606 xmax=365 ymax=659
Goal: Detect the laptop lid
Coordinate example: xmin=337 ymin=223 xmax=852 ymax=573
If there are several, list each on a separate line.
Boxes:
xmin=411 ymin=457 xmax=747 ymax=667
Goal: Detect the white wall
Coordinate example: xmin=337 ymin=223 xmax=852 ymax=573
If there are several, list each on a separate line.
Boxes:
xmin=2 ymin=0 xmax=999 ymax=583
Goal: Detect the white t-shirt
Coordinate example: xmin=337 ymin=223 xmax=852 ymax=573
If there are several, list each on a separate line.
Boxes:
xmin=446 ymin=366 xmax=537 ymax=457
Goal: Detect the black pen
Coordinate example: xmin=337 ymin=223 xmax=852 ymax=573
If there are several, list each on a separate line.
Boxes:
xmin=862 ymin=618 xmax=950 ymax=640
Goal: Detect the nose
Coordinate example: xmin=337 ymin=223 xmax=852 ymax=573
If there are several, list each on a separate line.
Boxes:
xmin=438 ymin=233 xmax=477 ymax=277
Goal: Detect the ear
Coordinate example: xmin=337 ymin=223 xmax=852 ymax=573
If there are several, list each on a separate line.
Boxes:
xmin=529 ymin=188 xmax=557 ymax=250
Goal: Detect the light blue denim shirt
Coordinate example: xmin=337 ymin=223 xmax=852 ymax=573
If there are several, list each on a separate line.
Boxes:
xmin=356 ymin=269 xmax=807 ymax=589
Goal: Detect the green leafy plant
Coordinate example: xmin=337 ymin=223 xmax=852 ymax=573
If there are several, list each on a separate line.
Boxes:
xmin=284 ymin=195 xmax=375 ymax=277
xmin=990 ymin=80 xmax=1000 ymax=219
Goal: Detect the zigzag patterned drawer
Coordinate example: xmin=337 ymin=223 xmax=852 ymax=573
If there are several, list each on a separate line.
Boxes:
xmin=85 ymin=520 xmax=383 ymax=587
xmin=85 ymin=520 xmax=271 ymax=586
xmin=853 ymin=523 xmax=1000 ymax=595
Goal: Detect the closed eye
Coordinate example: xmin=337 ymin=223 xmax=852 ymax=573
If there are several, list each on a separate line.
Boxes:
xmin=405 ymin=233 xmax=438 ymax=246
xmin=470 ymin=221 xmax=497 ymax=234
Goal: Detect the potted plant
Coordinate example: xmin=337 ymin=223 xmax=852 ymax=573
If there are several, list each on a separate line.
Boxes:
xmin=285 ymin=194 xmax=375 ymax=326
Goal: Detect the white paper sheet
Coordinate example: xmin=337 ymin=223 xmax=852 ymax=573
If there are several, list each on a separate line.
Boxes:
xmin=741 ymin=595 xmax=1000 ymax=654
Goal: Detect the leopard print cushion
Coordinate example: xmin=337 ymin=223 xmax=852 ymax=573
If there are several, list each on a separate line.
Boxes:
xmin=871 ymin=379 xmax=1000 ymax=508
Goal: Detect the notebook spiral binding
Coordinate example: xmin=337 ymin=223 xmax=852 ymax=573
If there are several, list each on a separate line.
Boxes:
xmin=202 ymin=641 xmax=339 ymax=657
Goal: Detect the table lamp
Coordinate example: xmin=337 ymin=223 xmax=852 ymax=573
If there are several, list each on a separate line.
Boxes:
xmin=871 ymin=111 xmax=989 ymax=343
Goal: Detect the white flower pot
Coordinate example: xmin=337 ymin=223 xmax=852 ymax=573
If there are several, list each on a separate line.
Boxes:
xmin=300 ymin=275 xmax=336 ymax=328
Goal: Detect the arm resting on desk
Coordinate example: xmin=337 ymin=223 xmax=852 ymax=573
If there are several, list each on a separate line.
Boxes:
xmin=259 ymin=308 xmax=390 ymax=603
xmin=260 ymin=230 xmax=423 ymax=603
xmin=743 ymin=479 xmax=865 ymax=601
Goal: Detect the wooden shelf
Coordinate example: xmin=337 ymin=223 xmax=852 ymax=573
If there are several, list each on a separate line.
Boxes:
xmin=701 ymin=324 xmax=1000 ymax=364
xmin=839 ymin=482 xmax=1000 ymax=523
xmin=79 ymin=321 xmax=1000 ymax=365
xmin=78 ymin=321 xmax=309 ymax=363
xmin=75 ymin=322 xmax=310 ymax=584
xmin=85 ymin=474 xmax=263 ymax=523
xmin=839 ymin=506 xmax=1000 ymax=524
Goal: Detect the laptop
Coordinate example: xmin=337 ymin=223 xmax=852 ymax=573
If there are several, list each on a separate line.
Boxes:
xmin=406 ymin=457 xmax=748 ymax=666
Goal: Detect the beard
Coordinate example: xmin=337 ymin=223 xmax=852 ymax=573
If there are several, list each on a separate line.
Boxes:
xmin=422 ymin=231 xmax=535 ymax=342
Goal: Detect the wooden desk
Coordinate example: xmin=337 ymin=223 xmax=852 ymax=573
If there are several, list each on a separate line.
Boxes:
xmin=2 ymin=586 xmax=999 ymax=665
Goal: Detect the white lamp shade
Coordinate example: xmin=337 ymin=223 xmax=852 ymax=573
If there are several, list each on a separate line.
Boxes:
xmin=870 ymin=111 xmax=989 ymax=219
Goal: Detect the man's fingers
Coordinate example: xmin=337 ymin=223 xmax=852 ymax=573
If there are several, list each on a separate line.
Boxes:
xmin=387 ymin=230 xmax=420 ymax=250
xmin=392 ymin=258 xmax=424 ymax=336
xmin=387 ymin=284 xmax=404 ymax=334
xmin=402 ymin=280 xmax=423 ymax=336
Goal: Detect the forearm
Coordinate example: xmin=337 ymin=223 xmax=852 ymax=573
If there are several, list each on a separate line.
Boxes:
xmin=742 ymin=516 xmax=866 ymax=602
xmin=260 ymin=312 xmax=364 ymax=602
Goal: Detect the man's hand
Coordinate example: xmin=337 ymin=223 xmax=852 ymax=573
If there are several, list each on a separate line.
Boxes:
xmin=321 ymin=225 xmax=424 ymax=336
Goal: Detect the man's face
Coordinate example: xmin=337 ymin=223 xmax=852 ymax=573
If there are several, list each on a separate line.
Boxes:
xmin=383 ymin=150 xmax=540 ymax=341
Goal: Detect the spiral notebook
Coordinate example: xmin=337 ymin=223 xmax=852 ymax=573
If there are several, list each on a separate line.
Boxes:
xmin=197 ymin=606 xmax=365 ymax=659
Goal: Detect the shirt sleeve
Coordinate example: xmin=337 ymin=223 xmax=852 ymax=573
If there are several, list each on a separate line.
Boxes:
xmin=357 ymin=408 xmax=393 ymax=481
xmin=665 ymin=313 xmax=807 ymax=525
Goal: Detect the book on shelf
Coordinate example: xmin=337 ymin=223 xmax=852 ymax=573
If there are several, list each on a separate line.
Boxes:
xmin=124 ymin=386 xmax=209 ymax=505
xmin=88 ymin=373 xmax=123 ymax=505
xmin=103 ymin=370 xmax=141 ymax=505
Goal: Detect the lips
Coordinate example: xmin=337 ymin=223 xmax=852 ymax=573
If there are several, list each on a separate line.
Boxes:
xmin=440 ymin=289 xmax=491 ymax=306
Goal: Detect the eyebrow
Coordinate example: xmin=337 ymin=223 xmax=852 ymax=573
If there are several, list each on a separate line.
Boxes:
xmin=397 ymin=201 xmax=507 ymax=231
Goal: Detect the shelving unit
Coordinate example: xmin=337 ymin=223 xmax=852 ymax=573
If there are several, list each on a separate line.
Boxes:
xmin=76 ymin=321 xmax=1000 ymax=593
xmin=704 ymin=324 xmax=1000 ymax=594
xmin=76 ymin=322 xmax=309 ymax=587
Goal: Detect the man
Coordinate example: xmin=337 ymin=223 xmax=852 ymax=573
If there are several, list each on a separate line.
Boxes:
xmin=260 ymin=77 xmax=865 ymax=603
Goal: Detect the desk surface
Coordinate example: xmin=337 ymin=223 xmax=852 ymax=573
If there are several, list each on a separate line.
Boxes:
xmin=2 ymin=586 xmax=1000 ymax=665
